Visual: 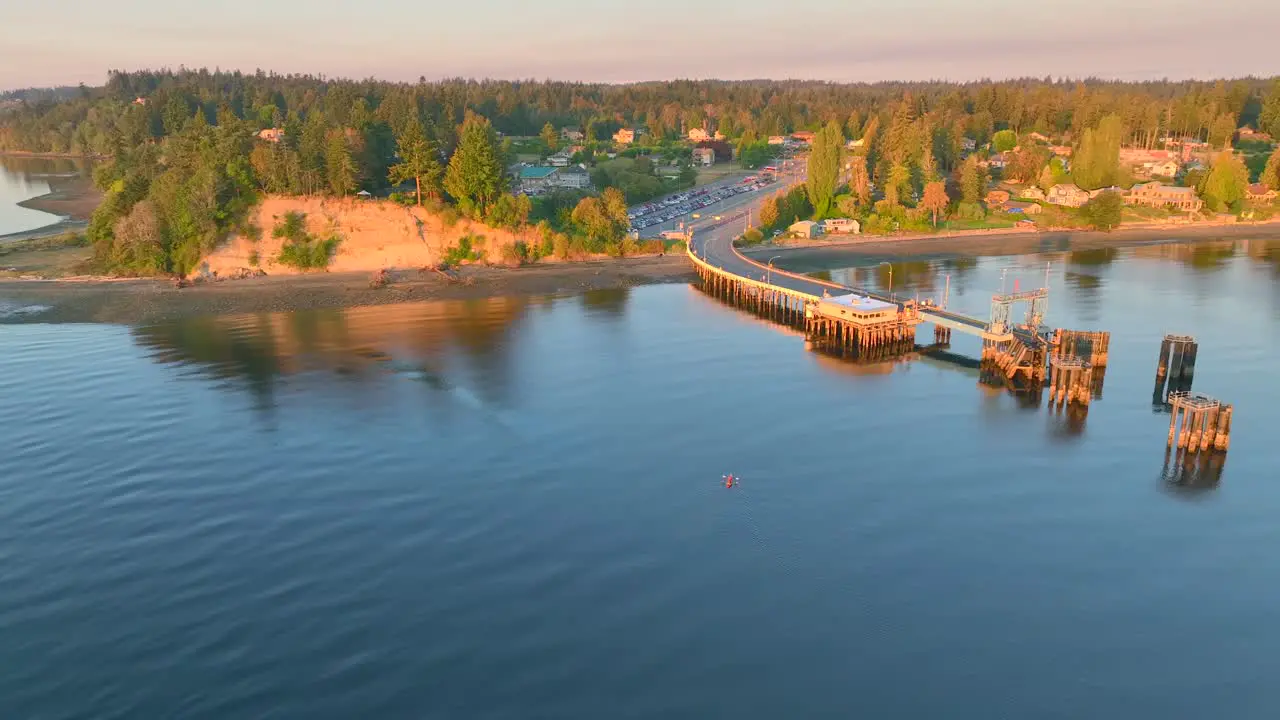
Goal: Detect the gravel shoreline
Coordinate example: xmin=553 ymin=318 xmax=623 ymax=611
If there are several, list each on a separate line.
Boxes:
xmin=0 ymin=256 xmax=697 ymax=324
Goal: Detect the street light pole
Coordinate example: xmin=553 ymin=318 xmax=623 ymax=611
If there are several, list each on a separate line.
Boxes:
xmin=879 ymin=261 xmax=893 ymax=299
xmin=768 ymin=255 xmax=781 ymax=284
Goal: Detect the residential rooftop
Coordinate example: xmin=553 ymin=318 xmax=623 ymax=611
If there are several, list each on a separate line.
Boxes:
xmin=519 ymin=166 xmax=558 ymax=179
xmin=825 ymin=293 xmax=897 ymax=313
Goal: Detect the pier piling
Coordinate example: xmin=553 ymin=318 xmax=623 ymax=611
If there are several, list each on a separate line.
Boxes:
xmin=1167 ymin=392 xmax=1232 ymax=454
xmin=1153 ymin=334 xmax=1198 ymax=407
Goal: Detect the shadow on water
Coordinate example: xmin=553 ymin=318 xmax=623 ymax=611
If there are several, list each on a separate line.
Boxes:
xmin=131 ymin=296 xmax=540 ymax=413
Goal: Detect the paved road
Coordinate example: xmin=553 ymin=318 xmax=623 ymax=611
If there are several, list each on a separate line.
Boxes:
xmin=690 ymin=220 xmax=839 ymax=300
xmin=688 ymin=191 xmax=1009 ymax=340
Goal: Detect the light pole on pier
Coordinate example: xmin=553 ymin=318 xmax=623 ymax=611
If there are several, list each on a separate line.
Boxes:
xmin=879 ymin=261 xmax=893 ymax=300
xmin=768 ymin=255 xmax=781 ymax=285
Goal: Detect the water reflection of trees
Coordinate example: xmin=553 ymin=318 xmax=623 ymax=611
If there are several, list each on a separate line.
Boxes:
xmin=1129 ymin=241 xmax=1238 ymax=272
xmin=0 ymin=155 xmax=90 ymax=179
xmin=1068 ymin=247 xmax=1118 ymax=267
xmin=580 ymin=287 xmax=629 ymax=316
xmin=1244 ymin=240 xmax=1280 ymax=273
xmin=129 ymin=294 xmax=584 ymax=410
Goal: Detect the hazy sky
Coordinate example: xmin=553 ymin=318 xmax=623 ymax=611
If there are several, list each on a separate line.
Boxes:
xmin=3 ymin=0 xmax=1278 ymax=90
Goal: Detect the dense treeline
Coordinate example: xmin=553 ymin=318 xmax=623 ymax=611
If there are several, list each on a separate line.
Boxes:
xmin=4 ymin=69 xmax=1280 ymax=270
xmin=3 ymin=70 xmax=1277 ymax=158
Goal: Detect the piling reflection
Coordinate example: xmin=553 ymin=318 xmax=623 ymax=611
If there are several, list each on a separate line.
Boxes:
xmin=1161 ymin=448 xmax=1226 ymax=497
xmin=806 ymin=348 xmax=911 ymax=379
xmin=131 ymin=296 xmax=542 ymax=410
xmin=1045 ymin=403 xmax=1088 ymax=440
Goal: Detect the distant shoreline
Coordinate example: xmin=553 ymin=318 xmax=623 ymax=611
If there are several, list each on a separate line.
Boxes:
xmin=742 ymin=222 xmax=1280 ymax=267
xmin=0 ymin=151 xmax=104 ymax=160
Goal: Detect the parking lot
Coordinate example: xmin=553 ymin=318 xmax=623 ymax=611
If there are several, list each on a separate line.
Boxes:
xmin=627 ymin=174 xmax=778 ymax=233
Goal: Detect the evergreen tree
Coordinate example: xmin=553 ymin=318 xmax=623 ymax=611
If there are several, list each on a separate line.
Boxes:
xmin=1260 ymin=80 xmax=1280 ymax=140
xmin=806 ymin=120 xmax=842 ymax=218
xmin=917 ymin=144 xmax=937 ymax=185
xmin=1261 ymin=147 xmax=1280 ymax=191
xmin=959 ymin=156 xmax=986 ymax=204
xmin=1208 ymin=112 xmax=1237 ymax=149
xmin=388 ymin=121 xmax=442 ymax=205
xmin=298 ymin=112 xmax=329 ymax=195
xmin=885 ymin=163 xmax=911 ymax=207
xmin=325 ymin=129 xmax=358 ymax=196
xmin=1072 ymin=114 xmax=1123 ymax=190
xmin=850 ymin=158 xmax=871 ymax=206
xmin=444 ymin=111 xmax=508 ymax=215
xmin=1198 ymin=150 xmax=1250 ymax=211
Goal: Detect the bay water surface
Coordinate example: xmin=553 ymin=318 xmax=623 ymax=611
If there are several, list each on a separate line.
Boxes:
xmin=2 ymin=240 xmax=1280 ymax=718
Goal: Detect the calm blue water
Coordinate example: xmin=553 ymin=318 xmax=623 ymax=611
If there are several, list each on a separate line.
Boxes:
xmin=3 ymin=241 xmax=1280 ymax=718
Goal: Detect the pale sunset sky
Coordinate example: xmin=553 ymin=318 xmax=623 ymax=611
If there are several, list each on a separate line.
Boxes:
xmin=2 ymin=0 xmax=1277 ymax=90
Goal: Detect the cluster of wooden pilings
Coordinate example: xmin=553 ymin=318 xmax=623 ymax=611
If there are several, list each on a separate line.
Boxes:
xmin=1047 ymin=356 xmax=1094 ymax=407
xmin=1052 ymin=329 xmax=1110 ymax=366
xmin=1153 ymin=334 xmax=1197 ymax=406
xmin=932 ymin=326 xmax=952 ymax=345
xmin=806 ymin=315 xmax=917 ymax=360
xmin=693 ymin=263 xmax=807 ymax=329
xmin=1167 ymin=392 xmax=1233 ymax=452
xmin=979 ymin=337 xmax=1047 ymax=391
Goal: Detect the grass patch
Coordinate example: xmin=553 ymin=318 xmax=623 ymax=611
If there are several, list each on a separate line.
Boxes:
xmin=941 ymin=217 xmax=1020 ymax=231
xmin=0 ymin=231 xmax=89 ymax=254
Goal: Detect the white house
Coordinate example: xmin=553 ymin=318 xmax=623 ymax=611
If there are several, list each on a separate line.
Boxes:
xmin=1046 ymin=183 xmax=1090 ymax=208
xmin=555 ymin=165 xmax=592 ymax=190
xmin=823 ymin=218 xmax=861 ymax=234
xmin=789 ymin=220 xmax=823 ymax=238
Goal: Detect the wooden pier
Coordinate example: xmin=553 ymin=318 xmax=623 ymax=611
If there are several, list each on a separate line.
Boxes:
xmin=692 ymin=262 xmax=812 ymax=330
xmin=686 ymin=232 xmax=1244 ymax=461
xmin=806 ymin=293 xmax=921 ymax=360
